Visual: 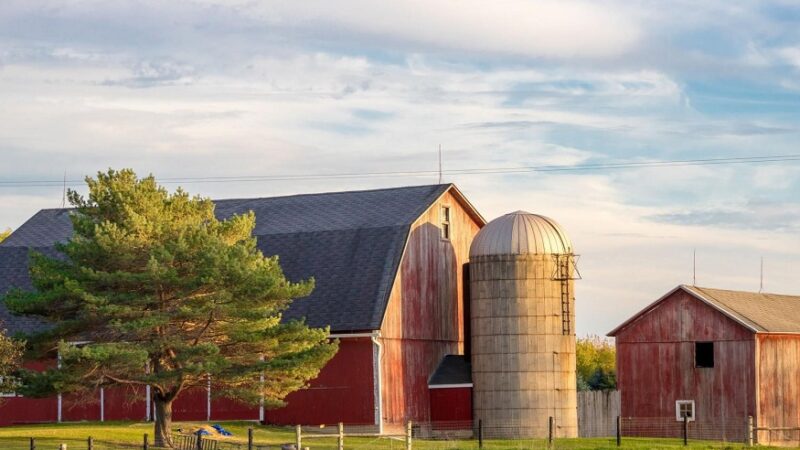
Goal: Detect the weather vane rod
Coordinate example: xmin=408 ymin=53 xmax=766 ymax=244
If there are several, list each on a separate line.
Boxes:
xmin=438 ymin=144 xmax=442 ymax=184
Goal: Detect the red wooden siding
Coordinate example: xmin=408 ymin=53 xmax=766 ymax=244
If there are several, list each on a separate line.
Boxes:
xmin=380 ymin=190 xmax=481 ymax=429
xmin=0 ymin=360 xmax=58 ymax=425
xmin=0 ymin=187 xmax=483 ymax=428
xmin=103 ymin=385 xmax=147 ymax=421
xmin=172 ymin=388 xmax=209 ymax=421
xmin=429 ymin=387 xmax=472 ymax=424
xmin=0 ymin=397 xmax=58 ymax=425
xmin=615 ymin=290 xmax=755 ymax=440
xmin=756 ymin=334 xmax=800 ymax=442
xmin=264 ymin=337 xmax=375 ymax=426
xmin=62 ymin=392 xmax=101 ymax=421
xmin=211 ymin=397 xmax=258 ymax=421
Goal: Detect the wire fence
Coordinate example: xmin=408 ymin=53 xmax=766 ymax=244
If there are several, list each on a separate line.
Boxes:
xmin=6 ymin=416 xmax=797 ymax=449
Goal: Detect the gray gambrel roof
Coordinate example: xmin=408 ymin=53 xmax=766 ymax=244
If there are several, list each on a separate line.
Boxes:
xmin=608 ymin=284 xmax=800 ymax=336
xmin=0 ymin=184 xmax=479 ymax=335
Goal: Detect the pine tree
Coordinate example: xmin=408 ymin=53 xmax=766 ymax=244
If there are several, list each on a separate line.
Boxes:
xmin=4 ymin=169 xmax=338 ymax=447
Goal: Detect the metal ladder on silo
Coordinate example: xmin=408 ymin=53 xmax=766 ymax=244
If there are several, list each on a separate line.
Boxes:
xmin=552 ymin=254 xmax=573 ymax=335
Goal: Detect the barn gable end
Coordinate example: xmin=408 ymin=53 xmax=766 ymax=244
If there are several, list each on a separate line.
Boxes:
xmin=610 ymin=287 xmax=756 ymax=343
xmin=611 ymin=287 xmax=756 ymax=435
xmin=379 ymin=186 xmax=484 ymax=429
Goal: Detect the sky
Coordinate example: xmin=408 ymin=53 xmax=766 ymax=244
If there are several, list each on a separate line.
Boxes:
xmin=1 ymin=0 xmax=800 ymax=336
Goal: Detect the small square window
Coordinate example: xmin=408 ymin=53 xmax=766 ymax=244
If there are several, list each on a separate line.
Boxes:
xmin=676 ymin=400 xmax=695 ymax=421
xmin=695 ymin=342 xmax=714 ymax=368
xmin=0 ymin=376 xmax=17 ymax=397
xmin=440 ymin=206 xmax=451 ymax=240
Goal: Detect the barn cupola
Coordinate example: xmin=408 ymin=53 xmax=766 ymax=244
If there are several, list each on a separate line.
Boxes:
xmin=469 ymin=211 xmax=578 ymax=438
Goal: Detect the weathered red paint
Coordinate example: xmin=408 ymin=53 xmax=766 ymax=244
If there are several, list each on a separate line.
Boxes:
xmin=614 ymin=289 xmax=755 ymax=440
xmin=264 ymin=337 xmax=375 ymax=426
xmin=429 ymin=387 xmax=472 ymax=424
xmin=756 ymin=334 xmax=800 ymax=443
xmin=379 ymin=190 xmax=481 ymax=431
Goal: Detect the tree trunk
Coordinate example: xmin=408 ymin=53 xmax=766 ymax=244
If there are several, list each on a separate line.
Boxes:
xmin=154 ymin=394 xmax=175 ymax=448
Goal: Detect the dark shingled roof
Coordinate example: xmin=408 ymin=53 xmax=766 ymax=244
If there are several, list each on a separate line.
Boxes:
xmin=0 ymin=246 xmax=60 ymax=336
xmin=428 ymin=355 xmax=472 ymax=386
xmin=0 ymin=184 xmax=455 ymax=334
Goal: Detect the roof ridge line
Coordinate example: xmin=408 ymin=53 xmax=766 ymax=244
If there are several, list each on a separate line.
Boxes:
xmin=684 ymin=285 xmax=766 ymax=332
xmin=694 ymin=284 xmax=800 ymax=298
xmin=212 ymin=183 xmax=452 ymax=203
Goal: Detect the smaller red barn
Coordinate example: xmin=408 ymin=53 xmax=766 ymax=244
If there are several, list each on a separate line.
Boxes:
xmin=427 ymin=355 xmax=472 ymax=428
xmin=609 ymin=285 xmax=800 ymax=445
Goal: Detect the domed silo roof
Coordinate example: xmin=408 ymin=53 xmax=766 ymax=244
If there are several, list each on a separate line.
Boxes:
xmin=470 ymin=211 xmax=572 ymax=257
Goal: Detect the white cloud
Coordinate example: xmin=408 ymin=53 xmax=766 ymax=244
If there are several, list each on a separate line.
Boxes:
xmin=207 ymin=0 xmax=641 ymax=59
xmin=1 ymin=0 xmax=800 ymax=337
xmin=776 ymin=46 xmax=800 ymax=70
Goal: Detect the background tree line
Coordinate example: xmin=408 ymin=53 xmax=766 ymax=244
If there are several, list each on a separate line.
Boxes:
xmin=576 ymin=335 xmax=616 ymax=391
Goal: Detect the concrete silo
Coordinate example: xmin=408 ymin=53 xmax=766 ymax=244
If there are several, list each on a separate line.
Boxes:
xmin=469 ymin=211 xmax=578 ymax=438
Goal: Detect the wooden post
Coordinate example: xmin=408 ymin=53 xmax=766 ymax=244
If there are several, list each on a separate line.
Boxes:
xmin=143 ymin=433 xmax=149 ymax=450
xmin=548 ymin=416 xmax=554 ymax=448
xmin=478 ymin=419 xmax=483 ymax=448
xmin=295 ymin=425 xmax=302 ymax=450
xmin=87 ymin=436 xmax=93 ymax=450
xmin=29 ymin=437 xmax=34 ymax=450
xmin=405 ymin=420 xmax=412 ymax=450
xmin=248 ymin=427 xmax=254 ymax=450
xmin=616 ymin=416 xmax=621 ymax=447
xmin=747 ymin=415 xmax=754 ymax=447
xmin=196 ymin=430 xmax=203 ymax=450
xmin=337 ymin=422 xmax=344 ymax=450
xmin=683 ymin=415 xmax=688 ymax=446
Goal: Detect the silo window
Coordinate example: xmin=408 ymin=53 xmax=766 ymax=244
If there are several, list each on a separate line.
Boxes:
xmin=695 ymin=342 xmax=714 ymax=368
xmin=440 ymin=206 xmax=451 ymax=240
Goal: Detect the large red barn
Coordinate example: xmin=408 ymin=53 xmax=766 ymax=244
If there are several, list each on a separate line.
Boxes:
xmin=0 ymin=184 xmax=483 ymax=431
xmin=609 ymin=285 xmax=800 ymax=444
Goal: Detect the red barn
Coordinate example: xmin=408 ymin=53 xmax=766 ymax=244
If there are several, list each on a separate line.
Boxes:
xmin=609 ymin=285 xmax=800 ymax=444
xmin=0 ymin=184 xmax=484 ymax=431
xmin=427 ymin=355 xmax=473 ymax=427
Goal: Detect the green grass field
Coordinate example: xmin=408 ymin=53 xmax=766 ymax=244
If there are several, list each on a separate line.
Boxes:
xmin=0 ymin=421 xmax=790 ymax=450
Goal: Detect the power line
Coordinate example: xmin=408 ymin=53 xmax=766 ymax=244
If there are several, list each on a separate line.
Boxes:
xmin=1 ymin=153 xmax=800 ymax=188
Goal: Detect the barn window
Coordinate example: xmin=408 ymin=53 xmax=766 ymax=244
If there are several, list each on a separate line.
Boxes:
xmin=695 ymin=342 xmax=714 ymax=368
xmin=0 ymin=376 xmax=18 ymax=398
xmin=440 ymin=206 xmax=451 ymax=240
xmin=675 ymin=400 xmax=695 ymax=421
